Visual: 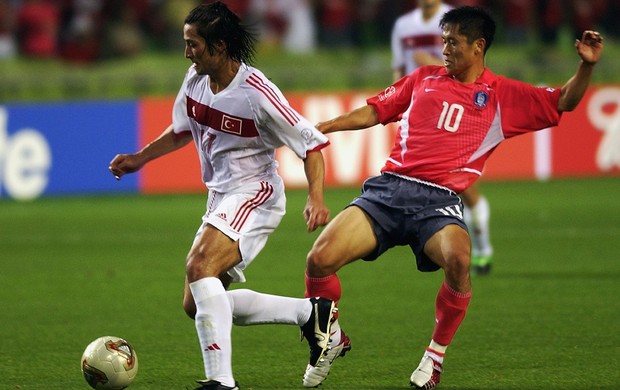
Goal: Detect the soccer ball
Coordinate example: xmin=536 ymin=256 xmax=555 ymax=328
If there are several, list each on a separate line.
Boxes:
xmin=81 ymin=336 xmax=139 ymax=389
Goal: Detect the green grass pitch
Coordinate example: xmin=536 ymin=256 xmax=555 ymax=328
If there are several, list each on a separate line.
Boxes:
xmin=1 ymin=177 xmax=619 ymax=389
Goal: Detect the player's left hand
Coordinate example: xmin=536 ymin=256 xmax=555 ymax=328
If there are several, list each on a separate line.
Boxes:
xmin=303 ymin=198 xmax=330 ymax=232
xmin=575 ymin=30 xmax=603 ymax=65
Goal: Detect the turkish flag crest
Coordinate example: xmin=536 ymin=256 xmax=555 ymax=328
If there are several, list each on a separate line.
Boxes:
xmin=221 ymin=115 xmax=243 ymax=134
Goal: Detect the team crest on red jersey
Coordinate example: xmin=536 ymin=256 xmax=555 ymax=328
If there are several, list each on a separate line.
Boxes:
xmin=474 ymin=91 xmax=489 ymax=108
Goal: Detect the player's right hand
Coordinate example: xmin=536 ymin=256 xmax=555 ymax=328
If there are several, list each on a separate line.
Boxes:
xmin=108 ymin=154 xmax=142 ymax=180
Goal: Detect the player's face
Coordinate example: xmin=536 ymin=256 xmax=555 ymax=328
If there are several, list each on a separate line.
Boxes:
xmin=441 ymin=25 xmax=483 ymax=80
xmin=183 ymin=23 xmax=221 ymax=75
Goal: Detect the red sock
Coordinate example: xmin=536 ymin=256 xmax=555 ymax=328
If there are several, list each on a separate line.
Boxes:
xmin=431 ymin=282 xmax=471 ymax=346
xmin=304 ymin=273 xmax=341 ymax=301
xmin=305 ymin=273 xmax=341 ymax=319
xmin=304 ymin=274 xmax=342 ymax=318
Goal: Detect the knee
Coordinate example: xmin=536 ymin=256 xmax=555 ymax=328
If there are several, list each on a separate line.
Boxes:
xmin=443 ymin=249 xmax=471 ymax=284
xmin=307 ymin=243 xmax=338 ymax=277
xmin=186 ymin=251 xmax=206 ymax=281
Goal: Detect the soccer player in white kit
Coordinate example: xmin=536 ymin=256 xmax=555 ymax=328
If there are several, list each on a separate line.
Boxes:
xmin=303 ymin=6 xmax=603 ymax=389
xmin=109 ymin=3 xmax=336 ymax=389
xmin=391 ymin=0 xmax=494 ymax=275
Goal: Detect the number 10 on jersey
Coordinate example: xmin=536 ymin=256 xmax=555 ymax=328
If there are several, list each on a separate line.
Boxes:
xmin=437 ymin=102 xmax=464 ymax=133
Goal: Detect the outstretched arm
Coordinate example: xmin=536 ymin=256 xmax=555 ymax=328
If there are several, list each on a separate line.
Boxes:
xmin=108 ymin=124 xmax=193 ymax=180
xmin=316 ymin=105 xmax=380 ymax=134
xmin=302 ymin=150 xmax=330 ymax=232
xmin=558 ymin=30 xmax=604 ymax=112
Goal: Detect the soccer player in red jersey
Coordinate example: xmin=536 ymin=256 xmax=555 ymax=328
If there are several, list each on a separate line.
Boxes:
xmin=391 ymin=0 xmax=494 ymax=275
xmin=302 ymin=6 xmax=603 ymax=389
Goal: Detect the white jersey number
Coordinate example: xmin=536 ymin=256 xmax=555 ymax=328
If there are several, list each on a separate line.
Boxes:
xmin=437 ymin=102 xmax=464 ymax=133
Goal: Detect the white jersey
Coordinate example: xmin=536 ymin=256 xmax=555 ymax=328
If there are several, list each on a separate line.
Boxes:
xmin=391 ymin=3 xmax=452 ymax=74
xmin=173 ymin=63 xmax=329 ymax=193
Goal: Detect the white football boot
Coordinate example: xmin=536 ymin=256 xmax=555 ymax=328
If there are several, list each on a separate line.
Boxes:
xmin=410 ymin=355 xmax=443 ymax=389
xmin=302 ymin=320 xmax=351 ymax=388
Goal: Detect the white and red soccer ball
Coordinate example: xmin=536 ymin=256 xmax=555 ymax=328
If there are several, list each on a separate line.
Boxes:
xmin=81 ymin=336 xmax=138 ymax=389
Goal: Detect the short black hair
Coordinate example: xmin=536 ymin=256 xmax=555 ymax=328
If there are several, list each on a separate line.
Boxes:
xmin=184 ymin=1 xmax=257 ymax=65
xmin=440 ymin=6 xmax=496 ymax=54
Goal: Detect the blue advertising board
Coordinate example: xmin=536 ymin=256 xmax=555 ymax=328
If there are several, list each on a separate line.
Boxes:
xmin=0 ymin=101 xmax=139 ymax=200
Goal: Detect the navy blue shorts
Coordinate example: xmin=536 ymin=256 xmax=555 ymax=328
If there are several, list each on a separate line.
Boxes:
xmin=350 ymin=173 xmax=468 ymax=272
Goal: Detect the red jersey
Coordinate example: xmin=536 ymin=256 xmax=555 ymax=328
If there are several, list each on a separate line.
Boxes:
xmin=367 ymin=66 xmax=562 ymax=193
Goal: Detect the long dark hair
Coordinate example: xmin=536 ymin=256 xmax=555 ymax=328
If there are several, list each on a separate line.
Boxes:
xmin=184 ymin=1 xmax=257 ymax=65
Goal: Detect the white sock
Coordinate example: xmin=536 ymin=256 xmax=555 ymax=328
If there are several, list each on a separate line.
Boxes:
xmin=426 ymin=340 xmax=447 ymax=364
xmin=189 ymin=277 xmax=235 ymax=387
xmin=472 ymin=196 xmax=493 ymax=257
xmin=465 ymin=195 xmax=493 ymax=257
xmin=227 ymin=289 xmax=311 ymax=326
xmin=463 ymin=203 xmax=476 ymax=252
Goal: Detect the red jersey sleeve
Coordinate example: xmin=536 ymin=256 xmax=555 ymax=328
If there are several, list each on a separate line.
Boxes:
xmin=496 ymin=76 xmax=562 ymax=138
xmin=366 ymin=72 xmax=417 ymax=125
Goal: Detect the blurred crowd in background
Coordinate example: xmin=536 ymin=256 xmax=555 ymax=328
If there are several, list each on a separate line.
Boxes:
xmin=0 ymin=0 xmax=618 ymax=64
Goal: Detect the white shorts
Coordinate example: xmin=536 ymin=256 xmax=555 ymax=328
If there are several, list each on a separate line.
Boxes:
xmin=193 ymin=176 xmax=286 ymax=283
